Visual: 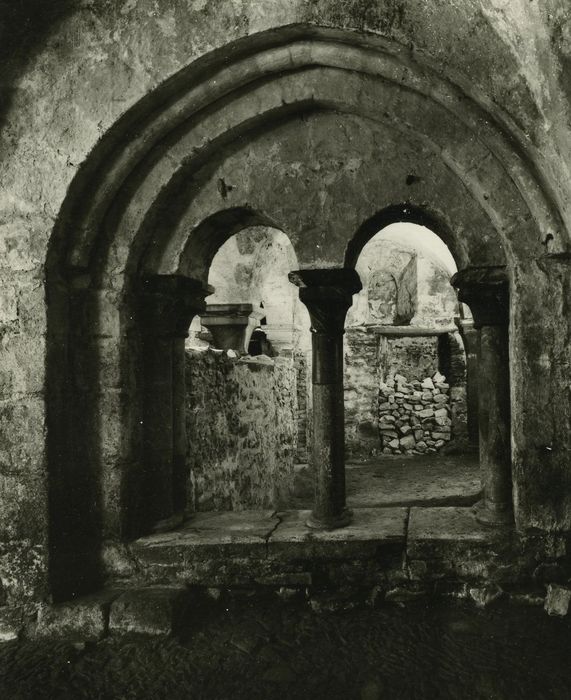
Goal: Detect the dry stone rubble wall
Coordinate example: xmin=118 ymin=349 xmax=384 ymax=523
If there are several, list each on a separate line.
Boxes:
xmin=378 ymin=372 xmax=452 ymax=455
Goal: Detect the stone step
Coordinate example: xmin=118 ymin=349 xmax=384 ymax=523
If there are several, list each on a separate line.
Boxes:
xmin=8 ymin=506 xmax=564 ymax=643
xmin=127 ymin=508 xmax=408 ymax=588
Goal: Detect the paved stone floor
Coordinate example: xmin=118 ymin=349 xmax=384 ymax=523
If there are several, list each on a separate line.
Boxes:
xmin=293 ymin=453 xmax=481 ymax=509
xmin=2 ymin=598 xmax=571 ymax=699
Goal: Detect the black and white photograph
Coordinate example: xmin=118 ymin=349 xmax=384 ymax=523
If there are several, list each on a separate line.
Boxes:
xmin=1 ymin=1 xmax=571 ymax=697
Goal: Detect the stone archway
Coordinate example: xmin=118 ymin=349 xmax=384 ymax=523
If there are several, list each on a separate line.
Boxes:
xmin=346 ymin=208 xmax=511 ymax=525
xmin=45 ymin=26 xmax=567 ymax=600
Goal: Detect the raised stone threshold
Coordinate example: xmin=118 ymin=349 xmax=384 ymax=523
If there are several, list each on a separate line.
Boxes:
xmin=3 ymin=507 xmax=568 ymax=642
xmin=125 ymin=506 xmax=549 ymax=590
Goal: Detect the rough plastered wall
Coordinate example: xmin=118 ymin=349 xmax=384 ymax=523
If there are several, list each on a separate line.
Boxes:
xmin=185 ymin=349 xmax=297 ymax=511
xmin=344 ymin=328 xmax=381 ymax=458
xmin=0 ymin=0 xmax=570 ymax=604
xmin=395 ymin=256 xmax=418 ymax=325
xmin=348 ymin=239 xmax=457 ymax=328
xmin=415 ymin=258 xmax=459 ymax=327
xmin=294 ymin=351 xmax=311 ymax=464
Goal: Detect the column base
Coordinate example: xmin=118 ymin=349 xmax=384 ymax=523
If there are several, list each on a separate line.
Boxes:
xmin=306 ymin=508 xmax=353 ymax=531
xmin=472 ymin=499 xmax=513 ymax=527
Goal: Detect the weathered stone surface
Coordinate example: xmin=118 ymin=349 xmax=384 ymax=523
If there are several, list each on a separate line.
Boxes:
xmin=544 ymin=585 xmax=571 ymax=617
xmin=407 ymin=507 xmax=500 ymax=581
xmin=35 ymin=591 xmax=122 ymax=641
xmin=109 ymin=587 xmax=190 ymax=636
xmin=408 ymin=507 xmax=492 ymax=546
xmin=0 ymin=604 xmax=34 ymax=643
xmin=469 ymin=585 xmax=503 ymax=608
xmin=399 ymin=435 xmax=415 ymax=449
xmin=133 ymin=510 xmax=279 ymax=563
xmin=186 ymin=350 xmax=296 ymax=510
xmin=309 ymin=590 xmax=360 ymax=613
xmin=268 ymin=508 xmax=407 ymax=561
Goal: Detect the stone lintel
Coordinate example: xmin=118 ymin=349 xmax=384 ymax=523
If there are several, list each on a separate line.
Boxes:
xmin=450 ymin=267 xmax=508 ymax=328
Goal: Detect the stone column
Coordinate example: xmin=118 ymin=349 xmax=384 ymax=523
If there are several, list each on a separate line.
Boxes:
xmin=451 ymin=267 xmax=512 ymax=525
xmin=288 ymin=268 xmax=362 ymax=529
xmin=141 ymin=276 xmax=213 ymax=532
xmin=201 ymin=303 xmax=264 ymax=354
xmin=455 ymin=317 xmax=480 ymax=446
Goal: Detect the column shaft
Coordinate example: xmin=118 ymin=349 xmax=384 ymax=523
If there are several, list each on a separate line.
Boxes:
xmin=451 ymin=266 xmax=512 ymax=525
xmin=478 ymin=324 xmax=511 ymax=516
xmin=289 ymin=268 xmax=362 ymax=530
xmin=310 ymin=333 xmax=349 ymax=527
xmin=140 ymin=275 xmax=212 ymax=533
xmin=172 ymin=336 xmax=188 ymax=514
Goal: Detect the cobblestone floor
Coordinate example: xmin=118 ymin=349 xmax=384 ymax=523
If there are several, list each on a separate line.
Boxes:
xmin=2 ymin=597 xmax=571 ymax=699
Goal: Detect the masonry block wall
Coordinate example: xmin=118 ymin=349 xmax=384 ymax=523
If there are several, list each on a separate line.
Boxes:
xmin=185 ymin=350 xmax=297 ymax=510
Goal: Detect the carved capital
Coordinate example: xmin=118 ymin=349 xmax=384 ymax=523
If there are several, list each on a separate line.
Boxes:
xmin=140 ymin=275 xmax=213 ymax=338
xmin=288 ymin=268 xmax=362 ymax=335
xmin=451 ymin=266 xmax=508 ymax=328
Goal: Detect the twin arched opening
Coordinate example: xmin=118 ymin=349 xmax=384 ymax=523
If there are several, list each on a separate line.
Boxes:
xmin=45 ymin=25 xmax=560 ymax=600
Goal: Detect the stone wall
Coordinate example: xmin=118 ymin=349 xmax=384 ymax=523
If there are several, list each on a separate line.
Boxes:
xmin=378 ymin=373 xmax=452 ymax=455
xmin=377 ymin=335 xmax=440 ymax=381
xmin=185 ymin=350 xmax=297 ymax=511
xmin=439 ymin=332 xmax=471 ymax=451
xmin=344 ymin=328 xmax=381 ymax=458
xmin=294 ymin=351 xmax=310 ymax=464
xmin=344 ymin=329 xmax=468 ymax=458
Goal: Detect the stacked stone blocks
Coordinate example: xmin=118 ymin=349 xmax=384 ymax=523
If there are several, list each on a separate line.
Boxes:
xmin=378 ymin=372 xmax=452 ymax=454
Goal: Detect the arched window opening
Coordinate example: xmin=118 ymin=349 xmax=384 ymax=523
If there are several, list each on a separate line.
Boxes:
xmin=184 ymin=225 xmax=311 ymax=514
xmin=344 ymin=222 xmax=476 ymax=463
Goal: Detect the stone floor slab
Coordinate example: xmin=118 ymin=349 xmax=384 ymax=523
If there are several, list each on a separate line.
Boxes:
xmin=133 ymin=510 xmax=279 ymax=561
xmin=150 ymin=510 xmax=279 ymax=544
xmin=406 ymin=507 xmax=504 ymax=582
xmin=267 ymin=507 xmax=408 ymax=560
xmin=272 ymin=507 xmax=408 ymax=543
xmin=408 ymin=506 xmax=493 ymax=544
